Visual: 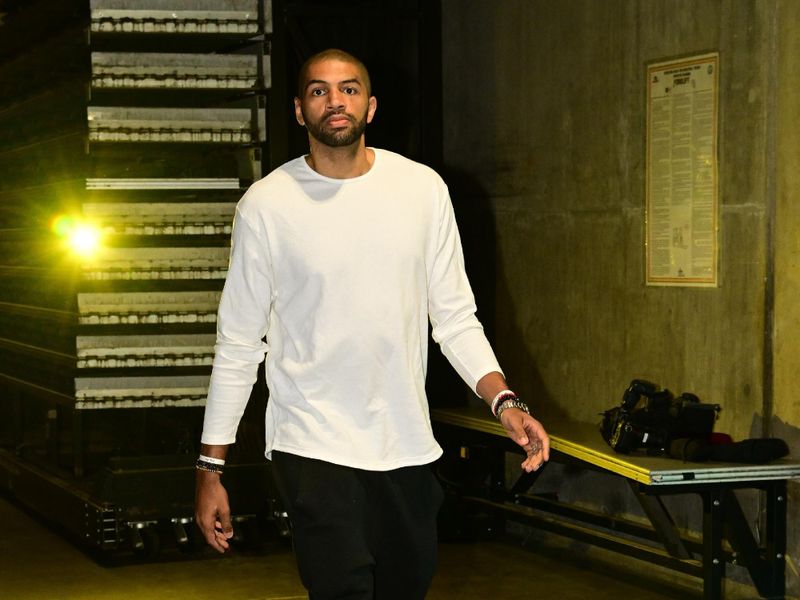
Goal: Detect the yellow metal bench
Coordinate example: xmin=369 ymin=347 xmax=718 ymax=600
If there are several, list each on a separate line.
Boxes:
xmin=432 ymin=406 xmax=800 ymax=600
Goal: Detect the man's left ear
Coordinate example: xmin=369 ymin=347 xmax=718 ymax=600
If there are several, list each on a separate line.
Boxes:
xmin=367 ymin=96 xmax=377 ymax=124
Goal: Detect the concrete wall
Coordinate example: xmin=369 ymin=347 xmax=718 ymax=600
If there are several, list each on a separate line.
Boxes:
xmin=773 ymin=0 xmax=800 ymax=591
xmin=441 ymin=0 xmax=798 ymax=593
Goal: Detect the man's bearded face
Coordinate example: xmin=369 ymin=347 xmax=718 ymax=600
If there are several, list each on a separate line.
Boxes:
xmin=301 ymin=103 xmax=369 ymax=148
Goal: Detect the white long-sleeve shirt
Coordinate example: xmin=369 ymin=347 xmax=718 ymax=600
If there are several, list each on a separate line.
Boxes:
xmin=201 ymin=148 xmax=502 ymax=470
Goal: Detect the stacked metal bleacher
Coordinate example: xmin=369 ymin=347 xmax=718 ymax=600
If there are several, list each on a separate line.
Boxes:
xmin=0 ymin=0 xmax=277 ymax=554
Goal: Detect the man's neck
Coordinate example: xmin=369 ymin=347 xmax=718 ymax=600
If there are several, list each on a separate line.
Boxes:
xmin=305 ymin=138 xmax=374 ymax=179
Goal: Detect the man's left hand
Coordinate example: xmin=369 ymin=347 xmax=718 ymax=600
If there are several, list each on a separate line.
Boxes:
xmin=499 ymin=408 xmax=550 ymax=472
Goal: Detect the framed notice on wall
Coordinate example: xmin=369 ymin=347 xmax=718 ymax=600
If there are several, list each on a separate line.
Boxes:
xmin=646 ymin=52 xmax=719 ymax=287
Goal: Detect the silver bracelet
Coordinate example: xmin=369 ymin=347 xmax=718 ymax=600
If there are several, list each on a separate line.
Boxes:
xmin=496 ymin=398 xmax=530 ymax=420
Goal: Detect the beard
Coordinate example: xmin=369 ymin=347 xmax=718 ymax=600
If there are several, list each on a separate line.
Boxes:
xmin=302 ymin=107 xmax=369 ymax=147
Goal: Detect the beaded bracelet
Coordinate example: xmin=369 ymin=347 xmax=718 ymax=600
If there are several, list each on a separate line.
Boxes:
xmin=196 ymin=455 xmax=225 ymax=474
xmin=490 ymin=390 xmax=517 ymax=417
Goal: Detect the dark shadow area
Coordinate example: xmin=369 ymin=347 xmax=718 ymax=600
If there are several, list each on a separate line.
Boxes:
xmin=432 ymin=164 xmax=569 ymax=426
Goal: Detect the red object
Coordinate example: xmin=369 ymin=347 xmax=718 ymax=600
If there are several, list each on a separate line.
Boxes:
xmin=709 ymin=432 xmax=734 ymax=445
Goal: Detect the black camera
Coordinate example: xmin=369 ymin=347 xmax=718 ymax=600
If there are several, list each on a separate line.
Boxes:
xmin=600 ymin=380 xmax=719 ymax=455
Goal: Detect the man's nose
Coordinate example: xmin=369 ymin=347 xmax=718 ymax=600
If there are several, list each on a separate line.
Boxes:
xmin=327 ymin=89 xmax=346 ymax=109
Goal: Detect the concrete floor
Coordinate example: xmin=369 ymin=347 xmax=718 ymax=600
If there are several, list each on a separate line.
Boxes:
xmin=0 ymin=493 xmax=755 ymax=600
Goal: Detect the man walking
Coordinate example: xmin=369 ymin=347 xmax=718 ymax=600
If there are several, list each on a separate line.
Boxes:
xmin=195 ymin=48 xmax=549 ymax=599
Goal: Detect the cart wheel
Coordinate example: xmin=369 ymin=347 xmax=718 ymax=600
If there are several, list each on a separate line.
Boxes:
xmin=174 ymin=519 xmax=197 ymax=554
xmin=130 ymin=524 xmax=160 ymax=559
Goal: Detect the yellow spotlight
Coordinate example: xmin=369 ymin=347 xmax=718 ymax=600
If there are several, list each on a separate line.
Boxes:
xmin=68 ymin=223 xmax=102 ymax=257
xmin=51 ymin=214 xmax=104 ymax=258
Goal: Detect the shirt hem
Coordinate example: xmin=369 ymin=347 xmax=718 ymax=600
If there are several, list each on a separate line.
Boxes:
xmin=266 ymin=443 xmax=443 ymax=472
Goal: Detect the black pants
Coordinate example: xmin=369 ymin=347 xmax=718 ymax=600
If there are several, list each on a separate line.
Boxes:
xmin=271 ymin=451 xmax=444 ymax=600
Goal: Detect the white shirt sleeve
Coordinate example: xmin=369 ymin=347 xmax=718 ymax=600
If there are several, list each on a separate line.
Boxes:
xmin=201 ymin=205 xmax=273 ymax=445
xmin=427 ymin=181 xmax=503 ymax=394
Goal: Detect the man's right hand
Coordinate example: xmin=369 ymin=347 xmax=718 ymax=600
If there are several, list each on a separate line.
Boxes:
xmin=195 ymin=469 xmax=234 ymax=553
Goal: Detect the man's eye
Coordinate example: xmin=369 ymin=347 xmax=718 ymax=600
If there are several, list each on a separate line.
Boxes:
xmin=343 ymin=87 xmax=358 ymax=95
xmin=311 ymin=88 xmax=325 ymax=96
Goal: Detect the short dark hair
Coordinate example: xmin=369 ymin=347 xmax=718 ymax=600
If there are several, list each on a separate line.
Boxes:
xmin=296 ymin=48 xmax=372 ymax=97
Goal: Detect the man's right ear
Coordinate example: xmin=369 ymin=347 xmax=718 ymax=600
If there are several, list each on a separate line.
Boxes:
xmin=293 ymin=98 xmax=305 ymax=126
